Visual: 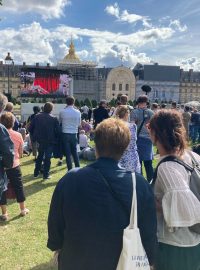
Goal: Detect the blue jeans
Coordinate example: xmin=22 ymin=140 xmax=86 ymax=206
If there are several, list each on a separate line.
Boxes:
xmin=62 ymin=133 xmax=80 ymax=171
xmin=34 ymin=143 xmax=54 ymax=178
xmin=190 ymin=125 xmax=200 ymax=143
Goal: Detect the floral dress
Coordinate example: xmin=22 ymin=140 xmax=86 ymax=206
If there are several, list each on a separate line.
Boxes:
xmin=119 ymin=123 xmax=141 ymax=173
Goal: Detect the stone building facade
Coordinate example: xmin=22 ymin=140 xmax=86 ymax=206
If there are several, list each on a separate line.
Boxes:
xmin=0 ymin=46 xmax=199 ymax=104
xmin=133 ymin=63 xmax=180 ymax=102
xmin=179 ymin=69 xmax=200 ymax=103
xmin=105 ymin=66 xmax=136 ymax=101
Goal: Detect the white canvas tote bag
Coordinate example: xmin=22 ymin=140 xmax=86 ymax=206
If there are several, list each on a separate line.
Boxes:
xmin=116 ymin=173 xmax=150 ymax=270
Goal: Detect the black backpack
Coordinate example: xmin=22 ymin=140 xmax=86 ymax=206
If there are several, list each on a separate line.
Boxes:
xmin=152 ymin=152 xmax=200 ymax=234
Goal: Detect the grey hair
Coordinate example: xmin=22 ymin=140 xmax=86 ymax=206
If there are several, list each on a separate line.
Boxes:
xmin=0 ymin=94 xmax=8 ymax=112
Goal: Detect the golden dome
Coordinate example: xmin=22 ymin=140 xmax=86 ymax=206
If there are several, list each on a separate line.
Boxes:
xmin=64 ymin=39 xmax=81 ymax=63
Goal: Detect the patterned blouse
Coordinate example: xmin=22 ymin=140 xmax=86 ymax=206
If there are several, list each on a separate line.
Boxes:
xmin=119 ymin=122 xmax=141 ymax=173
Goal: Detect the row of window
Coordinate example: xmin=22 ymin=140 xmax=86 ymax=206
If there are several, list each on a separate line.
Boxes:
xmin=180 ymin=89 xmax=199 ymax=93
xmin=112 ymin=83 xmax=129 ymax=91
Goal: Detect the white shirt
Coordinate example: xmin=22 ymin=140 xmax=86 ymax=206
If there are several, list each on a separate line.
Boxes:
xmin=59 ymin=106 xmax=81 ymax=134
xmin=79 ymin=134 xmax=89 ymax=148
xmin=154 ymin=151 xmax=200 ymax=247
xmin=81 ymin=105 xmax=89 ymax=114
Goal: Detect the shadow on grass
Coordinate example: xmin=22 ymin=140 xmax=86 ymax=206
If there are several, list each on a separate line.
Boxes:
xmin=20 ymin=158 xmax=35 ymax=166
xmin=0 ymin=214 xmax=22 ymax=226
xmin=7 ymin=180 xmax=56 ymax=207
xmin=30 ymin=261 xmax=56 ymax=270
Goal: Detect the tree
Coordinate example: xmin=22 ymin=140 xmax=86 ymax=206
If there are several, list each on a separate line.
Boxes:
xmin=80 ymin=100 xmax=84 ymax=107
xmin=84 ymin=98 xmax=92 ymax=108
xmin=141 ymin=85 xmax=151 ymax=95
xmin=75 ymin=99 xmax=80 ymax=108
xmin=109 ymin=98 xmax=116 ymax=107
xmin=0 ymin=1 xmax=2 ymax=5
xmin=91 ymin=99 xmax=97 ymax=108
xmin=128 ymin=100 xmax=133 ymax=106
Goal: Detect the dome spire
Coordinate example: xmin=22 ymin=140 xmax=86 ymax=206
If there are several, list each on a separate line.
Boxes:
xmin=64 ymin=36 xmax=80 ymax=62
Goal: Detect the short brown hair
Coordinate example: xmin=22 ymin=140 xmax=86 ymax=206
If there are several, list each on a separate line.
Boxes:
xmin=44 ymin=102 xmax=53 ymax=113
xmin=120 ymin=95 xmax=128 ymax=105
xmin=137 ymin=95 xmax=148 ymax=104
xmin=149 ymin=109 xmax=187 ymax=155
xmin=5 ymin=102 xmax=14 ymax=112
xmin=115 ymin=105 xmax=129 ymax=119
xmin=94 ymin=118 xmax=131 ymax=160
xmin=0 ymin=112 xmax=15 ymax=129
xmin=66 ymin=96 xmax=75 ymax=106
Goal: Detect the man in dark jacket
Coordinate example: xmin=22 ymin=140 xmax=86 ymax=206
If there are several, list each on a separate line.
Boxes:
xmin=30 ymin=102 xmax=60 ymax=179
xmin=27 ymin=105 xmax=41 ymax=159
xmin=93 ymin=100 xmax=109 ymax=128
xmin=47 ymin=118 xmax=157 ymax=270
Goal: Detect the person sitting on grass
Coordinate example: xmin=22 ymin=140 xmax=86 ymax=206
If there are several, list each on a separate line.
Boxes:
xmin=79 ymin=129 xmax=89 ymax=150
xmin=0 ymin=112 xmax=29 ymax=221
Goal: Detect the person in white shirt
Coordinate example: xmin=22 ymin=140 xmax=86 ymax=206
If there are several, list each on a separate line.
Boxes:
xmin=81 ymin=104 xmax=89 ymax=120
xmin=148 ymin=109 xmax=200 ymax=270
xmin=59 ymin=96 xmax=81 ymax=171
xmin=79 ymin=130 xmax=89 ymax=150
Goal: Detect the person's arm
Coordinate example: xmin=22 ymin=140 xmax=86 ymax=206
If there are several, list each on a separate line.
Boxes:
xmin=54 ymin=118 xmax=61 ymax=137
xmin=59 ymin=111 xmax=62 ymax=125
xmin=130 ymin=109 xmax=137 ymax=123
xmin=0 ymin=125 xmax=14 ymax=168
xmin=18 ymin=133 xmax=24 ymax=158
xmin=105 ymin=109 xmax=109 ymax=119
xmin=29 ymin=117 xmax=35 ymax=134
xmin=47 ymin=179 xmax=65 ymax=251
xmin=137 ymin=176 xmax=157 ymax=266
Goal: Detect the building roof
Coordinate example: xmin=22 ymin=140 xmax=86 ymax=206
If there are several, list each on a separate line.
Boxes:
xmin=180 ymin=69 xmax=200 ymax=82
xmin=133 ymin=63 xmax=180 ymax=82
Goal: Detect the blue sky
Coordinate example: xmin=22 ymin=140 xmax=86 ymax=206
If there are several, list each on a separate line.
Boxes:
xmin=0 ymin=0 xmax=199 ymax=70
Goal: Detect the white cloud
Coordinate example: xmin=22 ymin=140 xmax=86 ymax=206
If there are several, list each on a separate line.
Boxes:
xmin=0 ymin=22 xmax=53 ymax=64
xmin=105 ymin=2 xmax=151 ymax=27
xmin=0 ymin=20 xmax=187 ymax=68
xmin=177 ymin=57 xmax=200 ymax=71
xmin=169 ymin=20 xmax=187 ymax=32
xmin=105 ymin=2 xmax=120 ymax=18
xmin=1 ymin=0 xmax=70 ymax=20
xmin=77 ymin=50 xmax=89 ymax=59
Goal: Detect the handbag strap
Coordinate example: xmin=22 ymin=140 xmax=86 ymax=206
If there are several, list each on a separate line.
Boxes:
xmin=129 ymin=172 xmax=137 ymax=229
xmin=151 ymin=155 xmax=193 ymax=186
xmin=187 ymin=151 xmax=200 ymax=168
xmin=95 ymin=168 xmax=137 ymax=229
xmin=137 ymin=110 xmax=146 ymax=136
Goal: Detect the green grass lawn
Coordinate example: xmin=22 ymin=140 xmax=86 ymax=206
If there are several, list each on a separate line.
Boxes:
xmin=0 ymin=154 xmax=158 ymax=270
xmin=0 ymin=156 xmax=88 ymax=270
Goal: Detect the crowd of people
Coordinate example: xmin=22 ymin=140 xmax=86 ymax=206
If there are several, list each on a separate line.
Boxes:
xmin=0 ymin=92 xmax=200 ymax=269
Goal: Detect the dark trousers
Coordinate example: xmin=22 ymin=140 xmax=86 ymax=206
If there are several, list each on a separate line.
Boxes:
xmin=0 ymin=166 xmax=25 ymax=205
xmin=140 ymin=160 xmax=154 ymax=183
xmin=34 ymin=143 xmax=54 ymax=178
xmin=62 ymin=133 xmax=80 ymax=171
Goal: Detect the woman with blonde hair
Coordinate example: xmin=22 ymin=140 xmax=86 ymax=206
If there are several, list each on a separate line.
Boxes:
xmin=148 ymin=109 xmax=200 ymax=270
xmin=116 ymin=105 xmax=141 ymax=173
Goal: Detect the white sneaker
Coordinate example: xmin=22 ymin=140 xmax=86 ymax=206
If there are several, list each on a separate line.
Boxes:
xmin=20 ymin=208 xmax=30 ymax=216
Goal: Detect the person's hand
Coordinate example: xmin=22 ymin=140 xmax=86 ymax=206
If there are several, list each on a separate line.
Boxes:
xmin=150 ymin=266 xmax=155 ymax=270
xmin=53 ymin=250 xmax=60 ymax=266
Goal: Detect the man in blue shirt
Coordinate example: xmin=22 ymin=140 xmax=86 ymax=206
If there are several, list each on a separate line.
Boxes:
xmin=47 ymin=118 xmax=157 ymax=270
xmin=59 ymin=96 xmax=81 ymax=171
xmin=130 ymin=95 xmax=154 ymax=182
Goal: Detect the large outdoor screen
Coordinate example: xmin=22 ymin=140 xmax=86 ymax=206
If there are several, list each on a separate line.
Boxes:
xmin=20 ymin=67 xmax=71 ymax=96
